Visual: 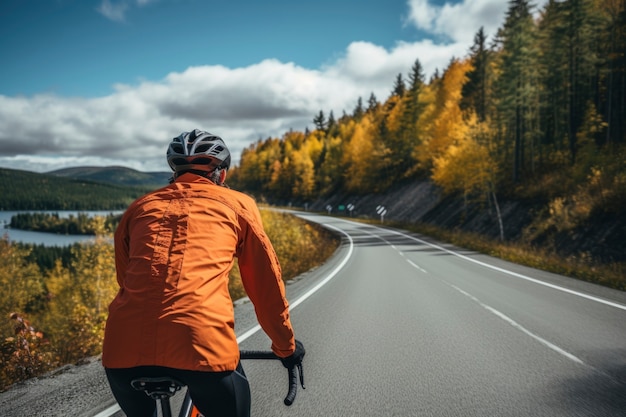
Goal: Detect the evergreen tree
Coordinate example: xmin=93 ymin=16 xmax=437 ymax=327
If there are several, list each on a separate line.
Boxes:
xmin=461 ymin=27 xmax=492 ymax=122
xmin=392 ymin=73 xmax=406 ymax=97
xmin=564 ymin=0 xmax=603 ymax=163
xmin=392 ymin=59 xmax=427 ymax=177
xmin=327 ymin=110 xmax=337 ymax=136
xmin=353 ymin=97 xmax=365 ymax=120
xmin=367 ymin=92 xmax=380 ymax=112
xmin=592 ymin=0 xmax=625 ymax=145
xmin=537 ymin=0 xmax=571 ymax=162
xmin=313 ymin=110 xmax=326 ymax=131
xmin=495 ymin=0 xmax=541 ymax=181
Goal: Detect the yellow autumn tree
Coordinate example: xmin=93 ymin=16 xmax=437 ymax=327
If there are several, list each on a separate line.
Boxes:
xmin=343 ymin=116 xmax=376 ymax=193
xmin=432 ymin=114 xmax=504 ymax=239
xmin=411 ymin=82 xmax=438 ymax=172
xmin=43 ymin=220 xmax=117 ymax=363
xmin=0 ymin=238 xmax=43 ymax=335
xmin=419 ymin=58 xmax=473 ymax=171
xmin=291 ymin=148 xmax=316 ymax=200
xmin=0 ymin=238 xmax=50 ymax=389
xmin=316 ymin=135 xmax=344 ymax=195
xmin=302 ymin=131 xmax=324 ymax=167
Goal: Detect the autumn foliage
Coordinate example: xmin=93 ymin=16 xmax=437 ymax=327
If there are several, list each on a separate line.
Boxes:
xmin=0 ymin=213 xmax=339 ymax=391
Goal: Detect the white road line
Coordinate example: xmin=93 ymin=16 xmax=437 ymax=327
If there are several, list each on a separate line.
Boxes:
xmin=448 ymin=283 xmax=586 ymax=365
xmin=94 ymin=224 xmax=354 ymax=417
xmin=368 ymin=222 xmax=626 ymax=312
xmin=407 ymin=259 xmax=427 ymax=274
xmin=93 ymin=404 xmax=120 ymax=417
xmin=236 ymin=224 xmax=353 ymax=343
xmin=404 ymin=246 xmax=586 ymax=365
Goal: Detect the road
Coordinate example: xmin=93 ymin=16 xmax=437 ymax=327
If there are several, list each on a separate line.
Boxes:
xmin=1 ymin=213 xmax=625 ymax=416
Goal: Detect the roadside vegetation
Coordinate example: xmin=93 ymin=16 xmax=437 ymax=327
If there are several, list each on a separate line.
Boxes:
xmin=0 ymin=210 xmax=339 ymax=391
xmin=385 ymin=220 xmax=625 ymax=292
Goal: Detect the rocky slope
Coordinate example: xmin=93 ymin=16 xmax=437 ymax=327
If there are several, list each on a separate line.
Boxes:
xmin=306 ymin=179 xmax=625 ymax=265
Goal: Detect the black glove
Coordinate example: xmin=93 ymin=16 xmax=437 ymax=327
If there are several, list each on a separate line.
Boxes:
xmin=280 ymin=339 xmax=305 ymax=368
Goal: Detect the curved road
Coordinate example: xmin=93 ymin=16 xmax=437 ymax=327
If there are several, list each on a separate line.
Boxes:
xmin=1 ymin=213 xmax=625 ymax=416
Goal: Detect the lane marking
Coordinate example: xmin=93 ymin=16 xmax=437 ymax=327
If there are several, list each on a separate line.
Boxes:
xmin=449 ymin=283 xmax=585 ymax=365
xmin=93 ymin=405 xmax=120 ymax=417
xmin=360 ymin=221 xmax=626 ymax=312
xmin=407 ymin=259 xmax=427 ymax=274
xmin=95 ymin=223 xmax=353 ymax=417
xmin=237 ymin=224 xmax=353 ymax=342
xmin=403 ymin=257 xmax=587 ymax=365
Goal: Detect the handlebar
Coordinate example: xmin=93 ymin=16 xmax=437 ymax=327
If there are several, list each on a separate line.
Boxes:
xmin=240 ymin=350 xmax=305 ymax=406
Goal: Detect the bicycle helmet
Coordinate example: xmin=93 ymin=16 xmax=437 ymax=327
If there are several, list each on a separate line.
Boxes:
xmin=167 ymin=129 xmax=231 ymax=173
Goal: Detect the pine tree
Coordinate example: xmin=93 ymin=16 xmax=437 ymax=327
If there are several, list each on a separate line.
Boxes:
xmin=353 ymin=97 xmax=364 ymax=120
xmin=367 ymin=92 xmax=380 ymax=113
xmin=461 ymin=27 xmax=492 ymax=122
xmin=495 ymin=0 xmax=541 ymax=181
xmin=313 ymin=110 xmax=326 ymax=131
xmin=392 ymin=73 xmax=406 ymax=97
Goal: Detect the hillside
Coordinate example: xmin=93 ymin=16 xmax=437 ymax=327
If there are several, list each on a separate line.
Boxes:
xmin=307 ymin=179 xmax=626 ymax=267
xmin=0 ymin=168 xmax=155 ymax=210
xmin=48 ymin=166 xmax=170 ymax=188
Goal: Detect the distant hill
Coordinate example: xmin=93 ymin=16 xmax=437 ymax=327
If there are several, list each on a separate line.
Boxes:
xmin=48 ymin=166 xmax=171 ymax=188
xmin=0 ymin=167 xmax=157 ymax=210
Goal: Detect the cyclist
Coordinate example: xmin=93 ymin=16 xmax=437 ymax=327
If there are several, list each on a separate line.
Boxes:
xmin=102 ymin=129 xmax=305 ymax=417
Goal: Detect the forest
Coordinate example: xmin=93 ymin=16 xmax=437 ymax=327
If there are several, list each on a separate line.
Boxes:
xmin=228 ymin=0 xmax=626 ymax=239
xmin=0 ymin=168 xmax=152 ymax=210
xmin=8 ymin=212 xmax=121 ymax=235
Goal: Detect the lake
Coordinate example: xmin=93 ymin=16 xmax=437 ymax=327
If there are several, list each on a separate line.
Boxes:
xmin=0 ymin=210 xmax=122 ymax=246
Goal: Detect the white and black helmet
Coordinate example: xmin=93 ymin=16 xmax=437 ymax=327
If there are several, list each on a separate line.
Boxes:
xmin=167 ymin=129 xmax=231 ymax=173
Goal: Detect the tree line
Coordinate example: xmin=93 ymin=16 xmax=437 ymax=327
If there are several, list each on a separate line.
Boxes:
xmin=0 ymin=168 xmax=151 ymax=210
xmin=228 ymin=0 xmax=625 ymax=240
xmin=8 ymin=212 xmax=121 ymax=235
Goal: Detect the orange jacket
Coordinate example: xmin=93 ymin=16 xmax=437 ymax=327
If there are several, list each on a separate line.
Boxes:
xmin=102 ymin=173 xmax=295 ymax=372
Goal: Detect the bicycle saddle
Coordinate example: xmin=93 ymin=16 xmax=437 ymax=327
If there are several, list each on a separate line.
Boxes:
xmin=131 ymin=377 xmax=185 ymax=400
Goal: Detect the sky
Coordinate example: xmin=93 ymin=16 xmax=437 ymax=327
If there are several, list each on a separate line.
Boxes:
xmin=0 ymin=0 xmax=551 ymax=174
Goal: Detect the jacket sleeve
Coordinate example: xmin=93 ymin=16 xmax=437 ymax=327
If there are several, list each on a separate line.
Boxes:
xmin=237 ymin=204 xmax=295 ymax=358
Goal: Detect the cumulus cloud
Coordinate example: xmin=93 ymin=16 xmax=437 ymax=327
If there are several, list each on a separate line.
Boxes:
xmin=0 ymin=57 xmax=408 ymax=173
xmin=407 ymin=0 xmax=509 ymax=42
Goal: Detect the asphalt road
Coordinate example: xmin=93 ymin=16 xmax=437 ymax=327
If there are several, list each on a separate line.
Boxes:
xmin=1 ymin=213 xmax=625 ymax=416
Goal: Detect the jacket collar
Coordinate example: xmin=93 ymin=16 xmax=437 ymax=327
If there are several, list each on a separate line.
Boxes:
xmin=175 ymin=172 xmax=216 ymax=185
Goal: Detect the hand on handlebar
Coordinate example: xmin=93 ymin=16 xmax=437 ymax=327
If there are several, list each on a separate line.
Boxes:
xmin=280 ymin=339 xmax=305 ymax=369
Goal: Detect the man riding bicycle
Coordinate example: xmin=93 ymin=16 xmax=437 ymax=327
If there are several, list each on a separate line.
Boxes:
xmin=102 ymin=129 xmax=305 ymax=417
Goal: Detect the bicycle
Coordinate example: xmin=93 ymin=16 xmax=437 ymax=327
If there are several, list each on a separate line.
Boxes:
xmin=130 ymin=350 xmax=305 ymax=417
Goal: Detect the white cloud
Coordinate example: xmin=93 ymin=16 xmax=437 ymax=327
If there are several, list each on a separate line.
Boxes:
xmin=96 ymin=0 xmax=129 ymax=22
xmin=407 ymin=0 xmax=510 ymax=42
xmin=1 ymin=50 xmax=442 ymax=173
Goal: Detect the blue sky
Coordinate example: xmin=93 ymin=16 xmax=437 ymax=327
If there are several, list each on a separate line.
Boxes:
xmin=0 ymin=0 xmax=550 ymax=173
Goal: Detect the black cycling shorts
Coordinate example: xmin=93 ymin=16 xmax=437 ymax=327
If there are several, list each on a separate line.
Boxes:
xmin=105 ymin=363 xmax=251 ymax=417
